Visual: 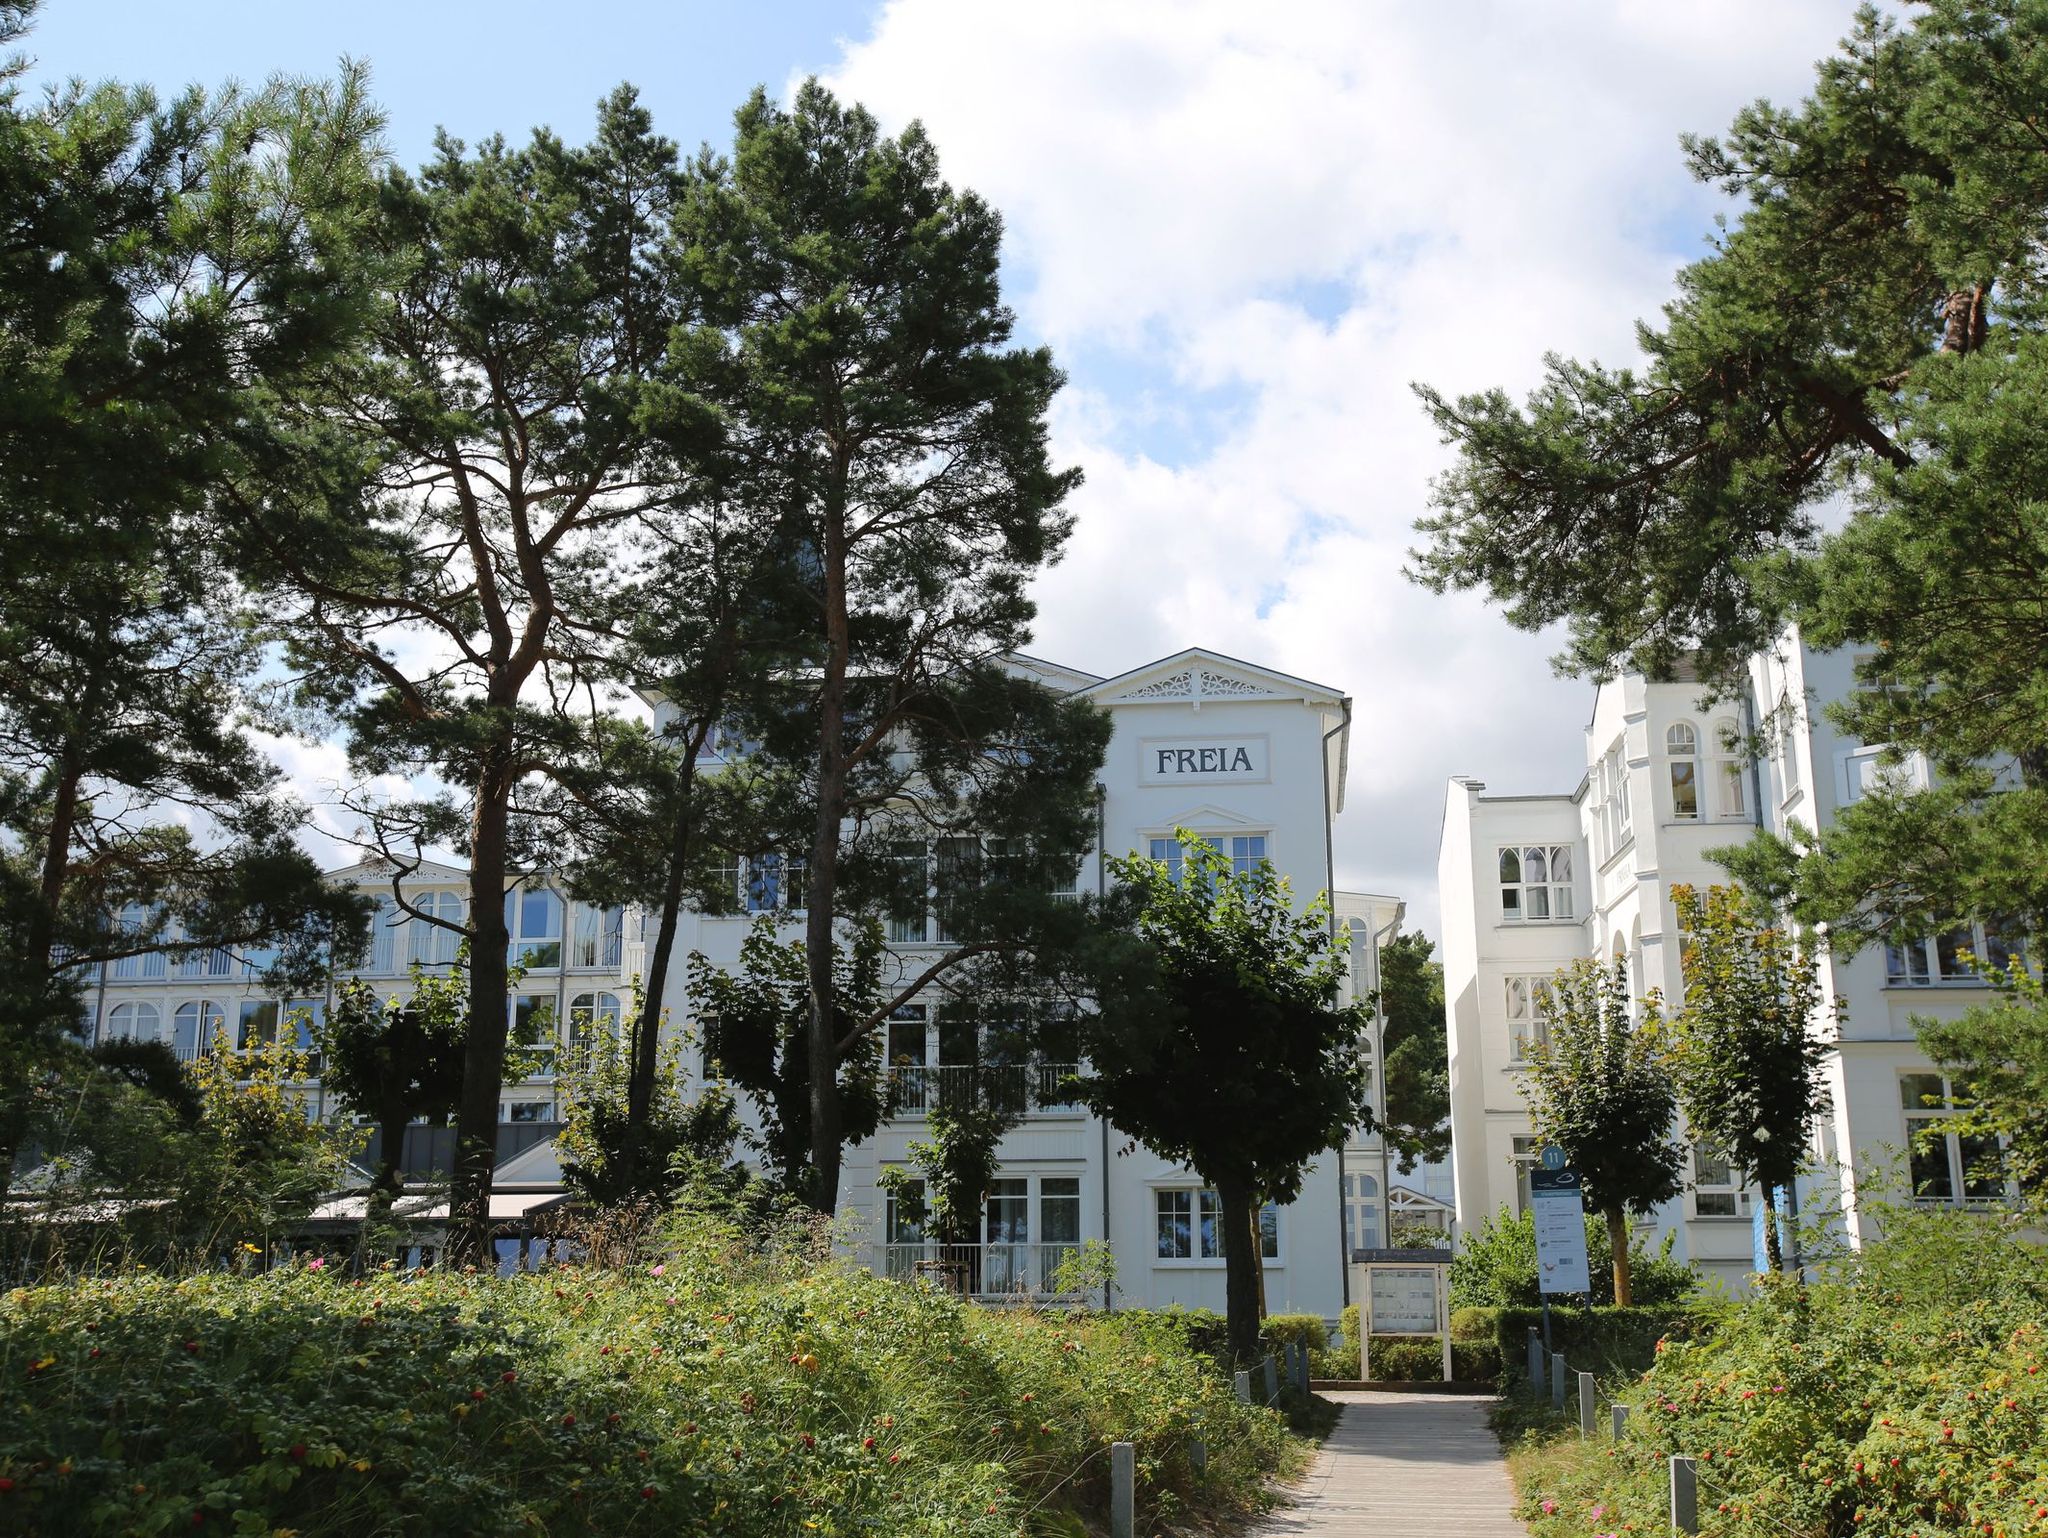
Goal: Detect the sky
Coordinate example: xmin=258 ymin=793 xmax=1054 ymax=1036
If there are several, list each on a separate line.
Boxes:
xmin=25 ymin=0 xmax=1873 ymax=941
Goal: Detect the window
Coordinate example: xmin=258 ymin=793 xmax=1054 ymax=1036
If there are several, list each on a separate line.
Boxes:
xmin=569 ymin=903 xmax=624 ymax=969
xmin=1511 ymin=1135 xmax=1540 ymax=1214
xmin=1840 ymin=745 xmax=1930 ymax=805
xmin=172 ymin=945 xmax=235 ymax=981
xmin=283 ymin=1000 xmax=325 ymax=1058
xmin=1712 ymin=719 xmax=1748 ymax=820
xmin=1146 ymin=833 xmax=1269 ymax=887
xmin=418 ymin=893 xmax=463 ymax=967
xmin=173 ymin=1000 xmax=226 ymax=1061
xmin=510 ymin=994 xmax=555 ymax=1070
xmin=1886 ymin=919 xmax=2026 ymax=987
xmin=887 ymin=1004 xmax=929 ymax=1066
xmin=932 ymin=837 xmax=977 ymax=943
xmin=237 ymin=999 xmax=280 ymax=1051
xmin=1597 ymin=743 xmax=1630 ymax=856
xmin=505 ymin=887 xmax=562 ymax=969
xmin=1777 ymin=704 xmax=1802 ymax=800
xmin=508 ymin=1101 xmax=555 ymax=1123
xmin=1154 ymin=1188 xmax=1278 ymax=1261
xmin=708 ymin=850 xmax=742 ymax=914
xmin=1666 ymin=723 xmax=1700 ymax=820
xmin=887 ymin=841 xmax=929 ymax=943
xmin=1040 ymin=1177 xmax=1081 ymax=1252
xmin=566 ymin=991 xmax=622 ymax=1063
xmin=1504 ymin=975 xmax=1555 ymax=1061
xmin=1689 ymin=1142 xmax=1751 ymax=1218
xmin=1900 ymin=1073 xmax=2005 ymax=1205
xmin=1342 ymin=1172 xmax=1381 ymax=1255
xmin=104 ymin=1001 xmax=160 ymax=1044
xmin=368 ymin=897 xmax=404 ymax=976
xmin=745 ymin=855 xmax=796 ymax=915
xmin=1499 ymin=845 xmax=1573 ymax=922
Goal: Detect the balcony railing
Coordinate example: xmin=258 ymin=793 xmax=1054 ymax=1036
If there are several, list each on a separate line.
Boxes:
xmin=882 ymin=1062 xmax=1082 ymax=1117
xmin=873 ymin=1242 xmax=1083 ymax=1298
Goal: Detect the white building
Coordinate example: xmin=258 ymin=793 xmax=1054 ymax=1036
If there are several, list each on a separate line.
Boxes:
xmin=82 ymin=647 xmax=1399 ymax=1322
xmin=1439 ymin=634 xmax=2006 ymax=1291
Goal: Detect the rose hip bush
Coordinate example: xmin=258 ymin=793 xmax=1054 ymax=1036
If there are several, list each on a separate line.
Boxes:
xmin=0 ymin=1216 xmax=1298 ymax=1536
xmin=1503 ymin=1202 xmax=2048 ymax=1538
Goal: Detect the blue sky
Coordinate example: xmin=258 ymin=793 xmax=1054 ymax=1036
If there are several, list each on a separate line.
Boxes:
xmin=21 ymin=0 xmax=1873 ymax=936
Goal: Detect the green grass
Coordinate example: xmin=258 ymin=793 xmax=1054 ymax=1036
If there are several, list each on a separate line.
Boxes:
xmin=0 ymin=1216 xmax=1307 ymax=1536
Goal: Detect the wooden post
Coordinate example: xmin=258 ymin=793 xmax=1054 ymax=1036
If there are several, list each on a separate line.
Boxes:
xmin=1526 ymin=1326 xmax=1542 ymax=1390
xmin=1578 ymin=1372 xmax=1595 ymax=1437
xmin=1262 ymin=1353 xmax=1279 ymax=1404
xmin=1669 ymin=1454 xmax=1698 ymax=1534
xmin=1439 ymin=1266 xmax=1453 ymax=1382
xmin=1234 ymin=1369 xmax=1252 ymax=1403
xmin=1188 ymin=1436 xmax=1207 ymax=1474
xmin=1612 ymin=1403 xmax=1629 ymax=1440
xmin=1550 ymin=1351 xmax=1567 ymax=1410
xmin=1110 ymin=1441 xmax=1135 ymax=1538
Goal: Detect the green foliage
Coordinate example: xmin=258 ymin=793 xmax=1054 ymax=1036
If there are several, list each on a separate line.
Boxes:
xmin=1450 ymin=1205 xmax=1700 ymax=1310
xmin=1523 ymin=957 xmax=1684 ymax=1305
xmin=0 ymin=1214 xmax=1305 ymax=1535
xmin=1503 ymin=1202 xmax=2048 ymax=1538
xmin=673 ymin=79 xmax=1106 ymax=1213
xmin=1456 ymin=1304 xmax=1716 ymax=1383
xmin=1081 ymin=830 xmax=1370 ymax=1364
xmin=1667 ymin=885 xmax=1835 ymax=1270
xmin=556 ymin=1027 xmax=770 ymax=1217
xmin=1412 ymin=0 xmax=2048 ymax=949
xmin=1260 ymin=1313 xmax=1331 ymax=1355
xmin=1915 ymin=957 xmax=2048 ymax=1208
xmin=318 ymin=969 xmax=469 ymax=1209
xmin=688 ymin=921 xmax=886 ymax=1191
xmin=1380 ymin=931 xmax=1450 ymax=1171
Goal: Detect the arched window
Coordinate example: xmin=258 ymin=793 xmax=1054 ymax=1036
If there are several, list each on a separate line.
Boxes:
xmin=1712 ymin=718 xmax=1748 ymax=819
xmin=105 ymin=1001 xmax=160 ymax=1044
xmin=1666 ymin=723 xmax=1699 ymax=820
xmin=173 ymin=999 xmax=226 ymax=1061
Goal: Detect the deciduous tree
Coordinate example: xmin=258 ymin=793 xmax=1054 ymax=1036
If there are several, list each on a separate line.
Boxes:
xmin=1667 ymin=884 xmax=1834 ymax=1272
xmin=1079 ymin=832 xmax=1369 ymax=1364
xmin=1521 ymin=957 xmax=1683 ymax=1305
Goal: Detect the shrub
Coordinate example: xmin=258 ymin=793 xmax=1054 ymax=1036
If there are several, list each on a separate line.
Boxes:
xmin=1450 ymin=1204 xmax=1699 ymax=1308
xmin=1454 ymin=1303 xmax=1718 ymax=1382
xmin=1260 ymin=1313 xmax=1331 ymax=1354
xmin=1502 ymin=1202 xmax=2048 ymax=1538
xmin=0 ymin=1215 xmax=1303 ymax=1536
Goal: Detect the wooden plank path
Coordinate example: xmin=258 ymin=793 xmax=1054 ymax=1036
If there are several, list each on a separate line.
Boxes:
xmin=1251 ymin=1391 xmax=1529 ymax=1536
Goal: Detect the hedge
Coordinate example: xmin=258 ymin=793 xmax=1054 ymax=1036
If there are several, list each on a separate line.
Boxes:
xmin=1453 ymin=1303 xmax=1719 ymax=1382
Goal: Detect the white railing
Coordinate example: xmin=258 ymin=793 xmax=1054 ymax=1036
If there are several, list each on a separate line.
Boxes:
xmin=873 ymin=1242 xmax=1084 ymax=1297
xmin=883 ymin=1062 xmax=1082 ymax=1117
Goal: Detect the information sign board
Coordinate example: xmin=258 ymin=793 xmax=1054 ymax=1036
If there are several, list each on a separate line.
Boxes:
xmin=1367 ymin=1266 xmax=1440 ymax=1335
xmin=1531 ymin=1166 xmax=1591 ymax=1295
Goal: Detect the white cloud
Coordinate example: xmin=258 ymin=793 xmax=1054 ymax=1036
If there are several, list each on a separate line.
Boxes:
xmin=822 ymin=0 xmax=1863 ymax=939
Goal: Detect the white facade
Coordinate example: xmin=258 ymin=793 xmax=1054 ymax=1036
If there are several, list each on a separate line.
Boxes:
xmin=1440 ymin=633 xmax=2005 ymax=1291
xmin=85 ymin=647 xmax=1395 ymax=1322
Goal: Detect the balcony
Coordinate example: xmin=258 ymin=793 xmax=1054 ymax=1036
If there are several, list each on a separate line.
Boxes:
xmin=882 ymin=1062 xmax=1083 ymax=1118
xmin=872 ymin=1242 xmax=1083 ymax=1298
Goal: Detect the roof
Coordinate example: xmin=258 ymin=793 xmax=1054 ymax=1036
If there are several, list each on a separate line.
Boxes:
xmin=1080 ymin=646 xmax=1348 ymax=707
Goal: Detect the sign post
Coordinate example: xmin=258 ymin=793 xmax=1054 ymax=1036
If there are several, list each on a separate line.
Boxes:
xmin=1349 ymin=1246 xmax=1453 ymax=1382
xmin=1531 ymin=1147 xmax=1590 ymax=1352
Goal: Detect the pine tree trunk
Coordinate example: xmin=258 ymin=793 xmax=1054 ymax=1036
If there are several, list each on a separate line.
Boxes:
xmin=450 ymin=753 xmax=515 ymax=1266
xmin=1606 ymin=1206 xmax=1633 ymax=1307
xmin=369 ymin=1105 xmax=408 ymax=1229
xmin=1215 ymin=1176 xmax=1263 ymax=1367
xmin=1248 ymin=1202 xmax=1268 ymax=1319
xmin=30 ymin=757 xmax=82 ymax=966
xmin=803 ymin=469 xmax=853 ymax=1215
xmin=626 ymin=760 xmax=697 ymax=1188
xmin=1761 ymin=1187 xmax=1782 ymax=1273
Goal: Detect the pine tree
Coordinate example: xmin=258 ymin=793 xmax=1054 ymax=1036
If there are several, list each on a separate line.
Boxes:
xmin=675 ymin=82 xmax=1106 ymax=1212
xmin=1380 ymin=932 xmax=1451 ymax=1171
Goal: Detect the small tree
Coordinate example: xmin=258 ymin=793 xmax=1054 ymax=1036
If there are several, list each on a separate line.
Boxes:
xmin=1080 ymin=831 xmax=1369 ymax=1364
xmin=556 ymin=1029 xmax=756 ymax=1211
xmin=318 ymin=969 xmax=471 ymax=1223
xmin=1668 ymin=883 xmax=1834 ymax=1272
xmin=1522 ymin=957 xmax=1684 ymax=1305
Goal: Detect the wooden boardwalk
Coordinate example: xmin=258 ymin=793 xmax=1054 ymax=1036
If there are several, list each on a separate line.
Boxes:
xmin=1252 ymin=1391 xmax=1529 ymax=1536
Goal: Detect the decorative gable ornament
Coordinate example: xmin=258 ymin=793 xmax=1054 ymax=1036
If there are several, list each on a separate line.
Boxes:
xmin=1118 ymin=667 xmax=1277 ymax=710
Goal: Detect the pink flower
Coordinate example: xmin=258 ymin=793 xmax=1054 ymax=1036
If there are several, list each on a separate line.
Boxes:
xmin=307 ymin=1257 xmax=325 ymax=1272
xmin=1590 ymin=1506 xmax=1605 ymax=1520
xmin=1540 ymin=1499 xmax=1557 ymax=1514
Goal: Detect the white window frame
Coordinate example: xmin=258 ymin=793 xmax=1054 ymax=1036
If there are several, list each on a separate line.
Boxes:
xmin=1838 ymin=745 xmax=1930 ymax=807
xmin=1899 ymin=1072 xmax=2009 ymax=1207
xmin=1711 ymin=718 xmax=1749 ymax=821
xmin=1503 ymin=974 xmax=1555 ymax=1063
xmin=104 ymin=1000 xmax=161 ymax=1045
xmin=1666 ymin=723 xmax=1700 ymax=821
xmin=1152 ymin=1185 xmax=1281 ymax=1266
xmin=1884 ymin=919 xmax=2025 ymax=988
xmin=1499 ymin=845 xmax=1574 ymax=923
xmin=505 ymin=886 xmax=563 ymax=970
xmin=569 ymin=903 xmax=624 ymax=970
xmin=173 ymin=999 xmax=226 ymax=1061
xmin=1687 ymin=1140 xmax=1753 ymax=1219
